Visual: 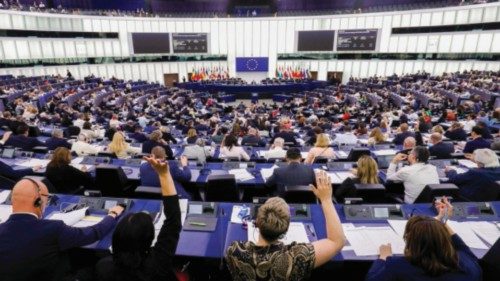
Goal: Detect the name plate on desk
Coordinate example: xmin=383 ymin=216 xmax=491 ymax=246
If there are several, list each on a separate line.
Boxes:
xmin=451 ymin=202 xmax=497 ymax=219
xmin=187 ymin=202 xmax=218 ymax=217
xmin=183 ymin=202 xmax=219 ymax=232
xmin=344 ymin=204 xmax=405 ymax=221
xmin=78 ymin=197 xmax=133 ymax=212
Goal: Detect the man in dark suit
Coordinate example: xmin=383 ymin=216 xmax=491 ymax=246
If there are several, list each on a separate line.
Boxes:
xmin=4 ymin=124 xmax=44 ymax=151
xmin=392 ymin=123 xmax=415 ymax=146
xmin=129 ymin=125 xmax=148 ymax=143
xmin=0 ymin=178 xmax=124 ymax=281
xmin=44 ymin=128 xmax=71 ymax=151
xmin=463 ymin=126 xmax=491 ymax=154
xmin=266 ymin=148 xmax=316 ymax=196
xmin=270 ymin=126 xmax=298 ymax=146
xmin=241 ymin=128 xmax=265 ymax=147
xmin=428 ymin=133 xmax=454 ymax=159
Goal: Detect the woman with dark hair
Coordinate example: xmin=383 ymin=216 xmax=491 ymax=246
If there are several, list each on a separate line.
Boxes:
xmin=96 ymin=156 xmax=181 ymax=281
xmin=45 ymin=147 xmax=93 ymax=193
xmin=220 ymin=134 xmax=250 ymax=161
xmin=366 ymin=198 xmax=481 ymax=281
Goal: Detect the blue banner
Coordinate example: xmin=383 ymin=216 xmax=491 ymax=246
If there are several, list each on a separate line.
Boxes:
xmin=236 ymin=57 xmax=269 ymax=72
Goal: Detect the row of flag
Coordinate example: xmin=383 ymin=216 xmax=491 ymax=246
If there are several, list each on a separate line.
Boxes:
xmin=276 ymin=66 xmax=312 ymax=79
xmin=190 ymin=66 xmax=229 ymax=81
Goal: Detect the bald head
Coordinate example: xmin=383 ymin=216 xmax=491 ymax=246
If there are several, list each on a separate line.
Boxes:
xmin=403 ymin=137 xmax=416 ymax=150
xmin=11 ymin=179 xmax=48 ymax=219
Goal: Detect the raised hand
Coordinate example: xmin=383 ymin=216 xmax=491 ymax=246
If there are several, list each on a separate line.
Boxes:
xmin=143 ymin=155 xmax=169 ymax=175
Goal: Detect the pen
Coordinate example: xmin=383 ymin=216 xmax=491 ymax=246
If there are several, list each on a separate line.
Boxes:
xmin=306 ymin=224 xmax=316 ymax=237
xmin=189 ymin=221 xmax=207 ymax=227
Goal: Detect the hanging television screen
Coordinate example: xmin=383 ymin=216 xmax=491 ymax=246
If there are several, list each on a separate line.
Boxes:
xmin=131 ymin=33 xmax=170 ymax=54
xmin=172 ymin=33 xmax=208 ymax=53
xmin=297 ymin=30 xmax=335 ymax=52
xmin=337 ymin=29 xmax=378 ymax=51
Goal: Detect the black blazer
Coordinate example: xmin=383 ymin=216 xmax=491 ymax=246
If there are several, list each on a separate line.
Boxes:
xmin=45 ymin=164 xmax=94 ymax=193
xmin=0 ymin=214 xmax=116 ymax=281
xmin=45 ymin=137 xmax=72 ymax=151
xmin=392 ymin=131 xmax=415 ymax=145
xmin=336 ymin=177 xmax=360 ymax=203
xmin=265 ymin=162 xmax=316 ymax=196
xmin=429 ymin=142 xmax=454 ymax=159
xmin=5 ymin=135 xmax=44 ymax=151
xmin=141 ymin=140 xmax=174 ymax=159
xmin=96 ymin=195 xmax=181 ymax=281
xmin=445 ymin=129 xmax=468 ymax=141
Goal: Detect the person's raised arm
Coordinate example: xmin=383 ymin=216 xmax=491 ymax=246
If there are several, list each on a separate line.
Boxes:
xmin=311 ymin=170 xmax=346 ymax=268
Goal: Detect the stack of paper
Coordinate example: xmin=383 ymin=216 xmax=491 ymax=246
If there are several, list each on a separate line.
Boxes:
xmin=373 ymin=149 xmax=398 ymax=156
xmin=0 ymin=190 xmax=11 ymax=204
xmin=463 ymin=221 xmax=500 ymax=246
xmin=260 ymin=167 xmax=277 ymax=181
xmin=0 ymin=204 xmax=12 ymax=223
xmin=457 ymin=160 xmax=478 ymax=169
xmin=343 ymin=226 xmax=406 ymax=256
xmin=247 ymin=222 xmax=310 ymax=245
xmin=47 ymin=207 xmax=89 ymax=226
xmin=229 ymin=168 xmax=254 ymax=181
xmin=447 ymin=221 xmax=489 ymax=249
xmin=18 ymin=159 xmax=50 ymax=168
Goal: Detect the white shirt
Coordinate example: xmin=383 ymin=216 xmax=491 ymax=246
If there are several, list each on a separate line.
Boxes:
xmin=183 ymin=145 xmax=213 ymax=163
xmin=264 ymin=147 xmax=287 ymax=160
xmin=333 ymin=132 xmax=358 ymax=145
xmin=71 ymin=141 xmax=100 ymax=156
xmin=73 ymin=119 xmax=85 ymax=129
xmin=220 ymin=146 xmax=250 ymax=161
xmin=463 ymin=120 xmax=476 ymax=133
xmin=386 ymin=162 xmax=440 ymax=203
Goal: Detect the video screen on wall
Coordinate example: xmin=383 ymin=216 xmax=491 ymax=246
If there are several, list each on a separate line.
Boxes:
xmin=172 ymin=33 xmax=208 ymax=53
xmin=131 ymin=33 xmax=170 ymax=54
xmin=297 ymin=30 xmax=335 ymax=52
xmin=337 ymin=29 xmax=378 ymax=51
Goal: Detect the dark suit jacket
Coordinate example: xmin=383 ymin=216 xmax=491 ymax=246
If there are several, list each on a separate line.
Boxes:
xmin=5 ymin=134 xmax=44 ymax=151
xmin=445 ymin=129 xmax=468 ymax=141
xmin=45 ymin=137 xmax=72 ymax=151
xmin=392 ymin=131 xmax=415 ymax=145
xmin=0 ymin=214 xmax=116 ymax=281
xmin=270 ymin=131 xmax=298 ymax=145
xmin=140 ymin=162 xmax=192 ymax=199
xmin=141 ymin=140 xmax=174 ymax=159
xmin=445 ymin=167 xmax=500 ymax=201
xmin=45 ymin=164 xmax=94 ymax=193
xmin=266 ymin=162 xmax=316 ymax=196
xmin=463 ymin=137 xmax=491 ymax=154
xmin=241 ymin=135 xmax=265 ymax=146
xmin=129 ymin=132 xmax=147 ymax=143
xmin=0 ymin=160 xmax=33 ymax=180
xmin=429 ymin=142 xmax=454 ymax=159
xmin=482 ymin=238 xmax=500 ymax=281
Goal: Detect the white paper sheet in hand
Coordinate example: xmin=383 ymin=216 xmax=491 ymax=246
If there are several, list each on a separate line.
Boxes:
xmin=48 ymin=207 xmax=88 ymax=226
xmin=0 ymin=190 xmax=11 ymax=204
xmin=0 ymin=204 xmax=12 ymax=223
xmin=344 ymin=226 xmax=405 ymax=256
xmin=247 ymin=222 xmax=310 ymax=245
xmin=447 ymin=221 xmax=488 ymax=249
xmin=229 ymin=168 xmax=254 ymax=181
xmin=465 ymin=221 xmax=500 ymax=246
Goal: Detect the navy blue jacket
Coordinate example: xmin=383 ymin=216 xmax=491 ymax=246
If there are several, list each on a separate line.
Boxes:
xmin=366 ymin=234 xmax=481 ymax=281
xmin=445 ymin=167 xmax=500 ymax=201
xmin=44 ymin=137 xmax=72 ymax=151
xmin=392 ymin=131 xmax=415 ymax=145
xmin=0 ymin=160 xmax=33 ymax=180
xmin=141 ymin=140 xmax=174 ymax=159
xmin=5 ymin=134 xmax=44 ymax=151
xmin=266 ymin=162 xmax=316 ymax=196
xmin=129 ymin=132 xmax=148 ymax=143
xmin=0 ymin=214 xmax=117 ymax=281
xmin=140 ymin=161 xmax=192 ymax=199
xmin=463 ymin=137 xmax=491 ymax=154
xmin=429 ymin=142 xmax=454 ymax=159
xmin=445 ymin=129 xmax=468 ymax=141
xmin=270 ymin=131 xmax=298 ymax=145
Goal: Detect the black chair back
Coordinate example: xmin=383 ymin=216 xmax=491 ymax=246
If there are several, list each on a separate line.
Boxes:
xmin=64 ymin=126 xmax=81 ymax=138
xmin=414 ymin=183 xmax=459 ymax=203
xmin=95 ymin=165 xmax=131 ymax=197
xmin=347 ymin=147 xmax=371 ymax=161
xmin=353 ymin=183 xmax=386 ymax=203
xmin=205 ymin=174 xmax=239 ymax=202
xmin=283 ymin=185 xmax=317 ymax=204
xmin=97 ymin=151 xmax=117 ymax=159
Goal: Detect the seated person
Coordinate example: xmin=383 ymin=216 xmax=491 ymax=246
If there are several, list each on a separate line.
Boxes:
xmin=392 ymin=123 xmax=415 ymax=146
xmin=241 ymin=128 xmax=266 ymax=147
xmin=44 ymin=129 xmax=71 ymax=151
xmin=270 ymin=125 xmax=298 ymax=146
xmin=182 ymin=138 xmax=213 ymax=164
xmin=429 ymin=133 xmax=454 ymax=159
xmin=129 ymin=125 xmax=147 ymax=143
xmin=333 ymin=125 xmax=358 ymax=145
xmin=140 ymin=147 xmax=191 ymax=199
xmin=160 ymin=126 xmax=178 ymax=144
xmin=96 ymin=155 xmax=182 ymax=281
xmin=220 ymin=134 xmax=250 ymax=161
xmin=142 ymin=130 xmax=174 ymax=159
xmin=0 ymin=160 xmax=38 ymax=181
xmin=304 ymin=133 xmax=335 ymax=164
xmin=3 ymin=124 xmax=44 ymax=151
xmin=80 ymin=121 xmax=100 ymax=140
xmin=367 ymin=127 xmax=388 ymax=146
xmin=71 ymin=134 xmax=100 ymax=156
xmin=444 ymin=122 xmax=468 ymax=141
xmin=463 ymin=126 xmax=491 ymax=154
xmin=107 ymin=132 xmax=141 ymax=159
xmin=226 ymin=171 xmax=345 ymax=281
xmin=266 ymin=148 xmax=316 ymax=196
xmin=367 ymin=198 xmax=481 ymax=281
xmin=397 ymin=137 xmax=416 ymax=155
xmin=185 ymin=128 xmax=198 ymax=145
xmin=264 ymin=137 xmax=287 ymax=160
xmin=445 ymin=148 xmax=500 ymax=201
xmin=336 ymin=155 xmax=380 ymax=202
xmin=386 ymin=146 xmax=440 ymax=203
xmin=45 ymin=147 xmax=93 ymax=194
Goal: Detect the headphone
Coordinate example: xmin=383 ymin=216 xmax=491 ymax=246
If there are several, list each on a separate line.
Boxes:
xmin=24 ymin=178 xmax=42 ymax=208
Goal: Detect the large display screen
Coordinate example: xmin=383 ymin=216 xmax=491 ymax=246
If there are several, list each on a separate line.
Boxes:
xmin=297 ymin=30 xmax=335 ymax=52
xmin=172 ymin=33 xmax=208 ymax=53
xmin=337 ymin=29 xmax=378 ymax=51
xmin=131 ymin=33 xmax=170 ymax=54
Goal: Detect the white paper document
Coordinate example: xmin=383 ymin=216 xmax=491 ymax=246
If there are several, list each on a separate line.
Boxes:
xmin=388 ymin=220 xmax=408 ymax=237
xmin=260 ymin=167 xmax=277 ymax=181
xmin=247 ymin=222 xmax=310 ymax=245
xmin=465 ymin=221 xmax=500 ymax=246
xmin=373 ymin=149 xmax=398 ymax=156
xmin=300 ymin=152 xmax=309 ymax=159
xmin=327 ymin=172 xmax=343 ymax=184
xmin=344 ymin=226 xmax=406 ymax=256
xmin=230 ymin=205 xmax=250 ymax=224
xmin=229 ymin=168 xmax=254 ymax=181
xmin=335 ymin=151 xmax=348 ymax=158
xmin=0 ymin=204 xmax=12 ymax=223
xmin=447 ymin=221 xmax=489 ymax=249
xmin=47 ymin=207 xmax=89 ymax=226
xmin=0 ymin=190 xmax=11 ymax=204
xmin=18 ymin=159 xmax=50 ymax=168
xmin=335 ymin=171 xmax=353 ymax=183
xmin=457 ymin=160 xmax=478 ymax=169
xmin=72 ymin=216 xmax=104 ymax=228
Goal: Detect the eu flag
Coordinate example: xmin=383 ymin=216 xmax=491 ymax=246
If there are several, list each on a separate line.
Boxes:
xmin=236 ymin=57 xmax=269 ymax=72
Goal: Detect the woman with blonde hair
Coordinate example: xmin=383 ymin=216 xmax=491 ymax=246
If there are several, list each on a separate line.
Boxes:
xmin=304 ymin=133 xmax=336 ymax=164
xmin=367 ymin=127 xmax=387 ymax=145
xmin=335 ymin=155 xmax=379 ymax=202
xmin=185 ymin=128 xmax=198 ymax=144
xmin=107 ymin=132 xmax=141 ymax=159
xmin=432 ymin=125 xmax=445 ymax=134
